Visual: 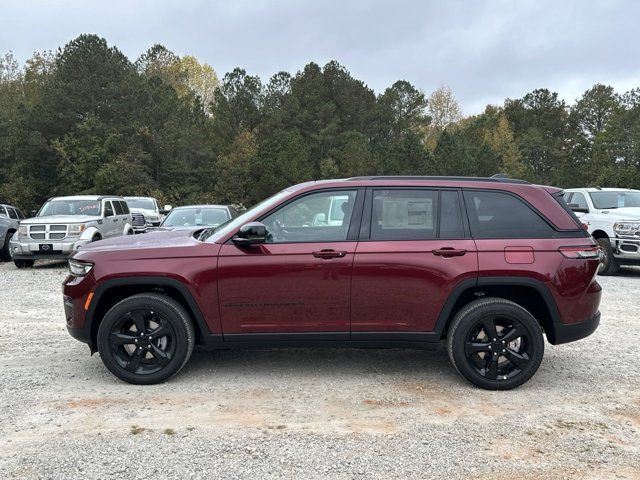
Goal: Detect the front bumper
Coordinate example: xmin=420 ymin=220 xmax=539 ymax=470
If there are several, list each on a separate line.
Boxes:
xmin=548 ymin=311 xmax=600 ymax=345
xmin=10 ymin=237 xmax=91 ymax=260
xmin=610 ymin=236 xmax=640 ymax=263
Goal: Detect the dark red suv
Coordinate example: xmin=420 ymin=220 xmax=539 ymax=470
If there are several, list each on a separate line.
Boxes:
xmin=63 ymin=176 xmax=602 ymax=389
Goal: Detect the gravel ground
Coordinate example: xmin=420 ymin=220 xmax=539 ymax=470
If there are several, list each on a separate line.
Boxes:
xmin=0 ymin=260 xmax=638 ymax=479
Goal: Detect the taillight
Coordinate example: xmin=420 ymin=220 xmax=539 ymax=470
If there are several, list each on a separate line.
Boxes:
xmin=558 ymin=246 xmax=600 ymax=259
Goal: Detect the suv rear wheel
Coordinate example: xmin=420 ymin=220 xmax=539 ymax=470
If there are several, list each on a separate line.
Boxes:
xmin=447 ymin=298 xmax=544 ymax=390
xmin=97 ymin=293 xmax=195 ymax=385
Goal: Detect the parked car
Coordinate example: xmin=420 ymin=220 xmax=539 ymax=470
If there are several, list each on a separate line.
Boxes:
xmin=0 ymin=204 xmax=26 ymax=260
xmin=124 ymin=197 xmax=170 ymax=233
xmin=63 ymin=176 xmax=601 ymax=390
xmin=564 ymin=187 xmax=640 ymax=275
xmin=11 ymin=195 xmax=133 ymax=268
xmin=151 ymin=205 xmax=239 ymax=231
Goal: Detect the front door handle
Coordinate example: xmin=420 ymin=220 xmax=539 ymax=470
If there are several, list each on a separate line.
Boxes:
xmin=313 ymin=249 xmax=347 ymax=259
xmin=433 ymin=247 xmax=467 ymax=257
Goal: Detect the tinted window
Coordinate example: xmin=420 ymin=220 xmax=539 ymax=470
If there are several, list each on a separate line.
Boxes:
xmin=120 ymin=201 xmax=130 ymax=214
xmin=568 ymin=192 xmax=588 ymax=210
xmin=439 ymin=190 xmax=465 ymax=238
xmin=261 ymin=190 xmax=357 ymax=243
xmin=16 ymin=209 xmax=25 ymax=219
xmin=113 ymin=201 xmax=125 ymax=215
xmin=464 ymin=190 xmax=556 ymax=238
xmin=7 ymin=207 xmax=18 ymax=219
xmin=371 ymin=189 xmax=437 ymax=240
xmin=104 ymin=201 xmax=114 ymax=217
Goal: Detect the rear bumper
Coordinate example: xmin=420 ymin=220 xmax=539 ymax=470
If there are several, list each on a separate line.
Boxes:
xmin=547 ymin=311 xmax=600 ymax=345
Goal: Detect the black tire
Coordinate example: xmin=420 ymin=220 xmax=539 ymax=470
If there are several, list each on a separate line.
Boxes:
xmin=14 ymin=259 xmax=35 ymax=269
xmin=595 ymin=237 xmax=619 ymax=276
xmin=447 ymin=297 xmax=545 ymax=390
xmin=92 ymin=234 xmax=102 ymax=242
xmin=97 ymin=293 xmax=195 ymax=385
xmin=1 ymin=230 xmax=14 ymax=261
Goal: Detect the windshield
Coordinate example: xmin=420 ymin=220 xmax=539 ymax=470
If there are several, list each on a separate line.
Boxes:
xmin=589 ymin=191 xmax=640 ymax=209
xmin=199 ymin=190 xmax=291 ymax=242
xmin=38 ymin=200 xmax=101 ymax=216
xmin=126 ymin=198 xmax=156 ymax=210
xmin=162 ymin=207 xmax=230 ymax=227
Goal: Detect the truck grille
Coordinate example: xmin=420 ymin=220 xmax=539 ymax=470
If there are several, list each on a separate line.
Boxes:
xmin=28 ymin=224 xmax=68 ymax=240
xmin=131 ymin=213 xmax=146 ymax=227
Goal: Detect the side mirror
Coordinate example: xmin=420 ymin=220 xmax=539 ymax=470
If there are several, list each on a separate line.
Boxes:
xmin=232 ymin=222 xmax=267 ymax=246
xmin=568 ymin=204 xmax=589 ymax=214
xmin=31 ymin=210 xmax=38 ymax=217
xmin=161 ymin=205 xmax=173 ymax=215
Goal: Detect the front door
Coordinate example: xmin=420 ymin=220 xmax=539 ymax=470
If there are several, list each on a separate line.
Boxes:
xmin=217 ymin=188 xmax=362 ymax=337
xmin=350 ymin=188 xmax=478 ymax=337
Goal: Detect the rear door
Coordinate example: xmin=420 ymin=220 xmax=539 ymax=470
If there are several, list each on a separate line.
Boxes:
xmin=102 ymin=200 xmax=118 ymax=237
xmin=350 ymin=188 xmax=478 ymax=337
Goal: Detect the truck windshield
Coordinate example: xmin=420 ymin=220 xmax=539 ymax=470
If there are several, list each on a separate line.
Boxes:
xmin=39 ymin=200 xmax=102 ymax=216
xmin=162 ymin=208 xmax=229 ymax=227
xmin=126 ymin=198 xmax=156 ymax=210
xmin=589 ymin=191 xmax=640 ymax=209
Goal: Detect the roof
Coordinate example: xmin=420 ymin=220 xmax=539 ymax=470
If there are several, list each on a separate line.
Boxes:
xmin=565 ymin=187 xmax=640 ymax=192
xmin=346 ymin=175 xmax=530 ymax=185
xmin=169 ymin=204 xmax=230 ymax=210
xmin=48 ymin=195 xmax=124 ymax=201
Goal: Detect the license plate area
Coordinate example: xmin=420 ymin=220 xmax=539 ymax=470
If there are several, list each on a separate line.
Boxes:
xmin=39 ymin=244 xmax=54 ymax=252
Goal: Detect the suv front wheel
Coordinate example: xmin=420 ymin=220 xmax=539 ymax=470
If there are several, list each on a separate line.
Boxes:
xmin=97 ymin=293 xmax=195 ymax=385
xmin=447 ymin=298 xmax=544 ymax=390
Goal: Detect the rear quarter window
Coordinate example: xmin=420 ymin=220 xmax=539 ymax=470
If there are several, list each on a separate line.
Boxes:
xmin=463 ymin=190 xmax=557 ymax=239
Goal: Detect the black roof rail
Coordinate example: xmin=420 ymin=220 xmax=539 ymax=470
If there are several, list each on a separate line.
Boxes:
xmin=346 ymin=175 xmax=530 ymax=185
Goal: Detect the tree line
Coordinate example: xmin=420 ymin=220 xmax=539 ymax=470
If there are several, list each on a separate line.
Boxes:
xmin=1 ymin=34 xmax=638 ymax=212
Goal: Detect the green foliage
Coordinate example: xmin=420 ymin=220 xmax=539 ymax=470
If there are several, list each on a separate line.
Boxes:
xmin=0 ymin=34 xmax=639 ymax=214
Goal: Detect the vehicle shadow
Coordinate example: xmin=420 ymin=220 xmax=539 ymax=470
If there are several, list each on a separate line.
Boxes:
xmin=181 ymin=345 xmax=454 ymax=380
xmin=616 ymin=266 xmax=640 ymax=277
xmin=33 ymin=260 xmax=68 ymax=269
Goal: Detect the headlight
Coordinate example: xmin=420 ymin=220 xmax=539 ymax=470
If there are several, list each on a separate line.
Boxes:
xmin=68 ymin=259 xmax=93 ymax=276
xmin=614 ymin=221 xmax=640 ymax=235
xmin=18 ymin=225 xmax=28 ymax=237
xmin=68 ymin=224 xmax=87 ymax=235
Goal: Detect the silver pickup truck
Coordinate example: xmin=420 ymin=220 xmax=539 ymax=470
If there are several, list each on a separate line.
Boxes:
xmin=10 ymin=195 xmax=134 ymax=268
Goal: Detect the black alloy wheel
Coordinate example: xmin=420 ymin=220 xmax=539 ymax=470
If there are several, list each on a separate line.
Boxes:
xmin=447 ymin=298 xmax=544 ymax=390
xmin=97 ymin=293 xmax=195 ymax=384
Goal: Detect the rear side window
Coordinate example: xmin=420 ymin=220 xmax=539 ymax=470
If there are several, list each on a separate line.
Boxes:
xmin=7 ymin=207 xmax=18 ymax=219
xmin=113 ymin=201 xmax=124 ymax=215
xmin=463 ymin=190 xmax=556 ymax=239
xmin=371 ymin=190 xmax=437 ymax=240
xmin=568 ymin=192 xmax=588 ymax=210
xmin=120 ymin=201 xmax=130 ymax=214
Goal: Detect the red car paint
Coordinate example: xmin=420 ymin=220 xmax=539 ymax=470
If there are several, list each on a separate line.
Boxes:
xmin=63 ymin=177 xmax=601 ymax=351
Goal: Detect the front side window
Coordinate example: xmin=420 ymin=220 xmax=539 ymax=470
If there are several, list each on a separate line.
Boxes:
xmin=589 ymin=191 xmax=640 ymax=209
xmin=464 ymin=190 xmax=555 ymax=238
xmin=0 ymin=206 xmax=7 ymax=217
xmin=568 ymin=192 xmax=588 ymax=210
xmin=371 ymin=189 xmax=437 ymax=240
xmin=104 ymin=201 xmax=114 ymax=217
xmin=261 ymin=190 xmax=358 ymax=243
xmin=39 ymin=200 xmax=101 ymax=216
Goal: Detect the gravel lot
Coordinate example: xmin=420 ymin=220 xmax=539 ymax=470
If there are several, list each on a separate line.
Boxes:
xmin=0 ymin=260 xmax=638 ymax=479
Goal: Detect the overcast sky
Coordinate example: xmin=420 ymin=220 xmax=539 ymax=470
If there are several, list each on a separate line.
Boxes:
xmin=2 ymin=0 xmax=639 ymax=114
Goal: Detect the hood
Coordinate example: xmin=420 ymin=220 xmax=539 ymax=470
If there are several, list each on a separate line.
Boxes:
xmin=20 ymin=215 xmax=100 ymax=224
xmin=129 ymin=208 xmax=159 ymax=217
xmin=75 ymin=228 xmax=201 ymax=254
xmin=597 ymin=207 xmax=640 ymax=220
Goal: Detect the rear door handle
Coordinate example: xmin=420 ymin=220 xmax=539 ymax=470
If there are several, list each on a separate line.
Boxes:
xmin=433 ymin=247 xmax=467 ymax=257
xmin=313 ymin=249 xmax=347 ymax=259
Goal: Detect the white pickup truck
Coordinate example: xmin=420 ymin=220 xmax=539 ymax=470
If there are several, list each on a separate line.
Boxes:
xmin=564 ymin=188 xmax=640 ymax=275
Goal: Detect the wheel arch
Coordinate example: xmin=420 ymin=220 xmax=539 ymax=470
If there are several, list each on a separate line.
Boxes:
xmin=436 ymin=277 xmax=562 ymax=343
xmin=86 ymin=277 xmax=212 ymax=352
xmin=591 ymin=229 xmax=609 ymax=240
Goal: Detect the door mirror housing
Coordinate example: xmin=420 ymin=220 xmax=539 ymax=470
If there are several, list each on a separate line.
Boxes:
xmin=232 ymin=222 xmax=268 ymax=246
xmin=31 ymin=209 xmax=38 ymax=217
xmin=568 ymin=204 xmax=589 ymax=214
xmin=161 ymin=205 xmax=173 ymax=214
